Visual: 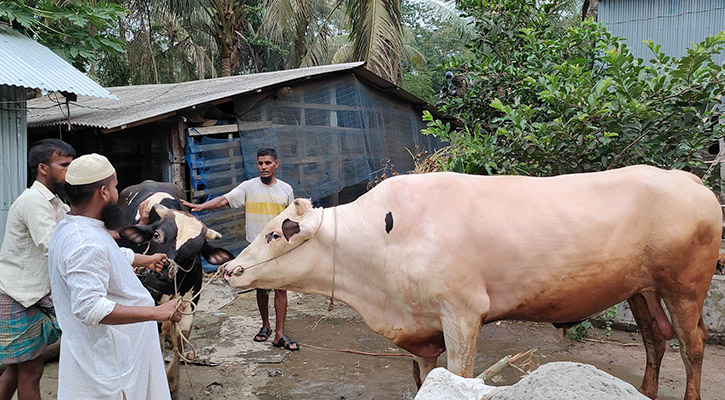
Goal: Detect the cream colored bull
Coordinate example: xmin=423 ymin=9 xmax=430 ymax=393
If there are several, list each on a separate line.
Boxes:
xmin=223 ymin=165 xmax=721 ymax=400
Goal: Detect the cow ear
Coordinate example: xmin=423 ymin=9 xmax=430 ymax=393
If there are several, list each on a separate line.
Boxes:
xmin=205 ymin=228 xmax=222 ymax=240
xmin=293 ymin=198 xmax=313 ymax=216
xmin=119 ymin=224 xmax=155 ymax=244
xmin=287 ymin=207 xmax=323 ymax=245
xmin=282 ymin=218 xmax=301 ymax=240
xmin=153 ymin=204 xmax=170 ymax=218
xmin=201 ymin=243 xmax=235 ymax=265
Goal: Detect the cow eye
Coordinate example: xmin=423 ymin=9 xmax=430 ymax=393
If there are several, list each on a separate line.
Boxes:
xmin=272 ymin=232 xmax=281 ymax=240
xmin=153 ymin=231 xmax=161 ymax=240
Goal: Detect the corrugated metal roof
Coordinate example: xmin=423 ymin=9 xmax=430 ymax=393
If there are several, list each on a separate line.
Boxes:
xmin=599 ymin=0 xmax=725 ymax=65
xmin=27 ymin=62 xmax=459 ymax=131
xmin=0 ymin=24 xmax=116 ymax=99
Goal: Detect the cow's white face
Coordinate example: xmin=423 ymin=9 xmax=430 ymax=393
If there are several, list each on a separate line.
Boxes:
xmin=224 ymin=198 xmax=323 ymax=289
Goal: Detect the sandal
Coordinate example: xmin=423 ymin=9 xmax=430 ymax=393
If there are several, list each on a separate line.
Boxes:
xmin=272 ymin=335 xmax=299 ymax=351
xmin=253 ymin=326 xmax=272 ymax=342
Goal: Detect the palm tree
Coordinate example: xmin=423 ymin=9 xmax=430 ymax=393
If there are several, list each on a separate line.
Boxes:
xmin=261 ymin=0 xmax=342 ymax=69
xmin=112 ymin=0 xmax=216 ymax=84
xmin=260 ymin=0 xmax=469 ymax=83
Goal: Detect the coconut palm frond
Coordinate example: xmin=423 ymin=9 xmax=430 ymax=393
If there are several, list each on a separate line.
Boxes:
xmin=261 ymin=0 xmax=303 ymax=44
xmin=403 ymin=43 xmax=425 ymax=67
xmin=414 ymin=0 xmax=474 ymax=39
xmin=299 ymin=35 xmax=331 ymax=67
xmin=177 ymin=35 xmax=215 ymax=79
xmin=547 ymin=0 xmax=586 ymax=27
xmin=400 ymin=25 xmax=425 ymax=67
xmin=345 ymin=0 xmax=403 ymax=82
xmin=331 ymin=40 xmax=354 ymax=64
xmin=126 ymin=30 xmax=159 ymax=83
xmin=299 ymin=14 xmax=337 ymax=68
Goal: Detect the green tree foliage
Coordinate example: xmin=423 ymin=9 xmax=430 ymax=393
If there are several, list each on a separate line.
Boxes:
xmin=424 ymin=0 xmax=725 ymax=182
xmin=0 ymin=0 xmax=126 ymax=71
xmin=399 ymin=0 xmax=474 ymax=103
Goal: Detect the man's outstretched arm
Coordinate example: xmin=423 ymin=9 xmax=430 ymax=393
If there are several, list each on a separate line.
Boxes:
xmin=180 ymin=196 xmax=229 ymax=212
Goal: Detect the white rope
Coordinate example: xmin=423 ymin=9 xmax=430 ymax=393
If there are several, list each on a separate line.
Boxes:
xmin=231 ymin=208 xmax=326 ymax=276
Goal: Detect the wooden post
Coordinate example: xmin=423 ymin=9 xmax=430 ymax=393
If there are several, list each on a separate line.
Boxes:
xmin=229 ymin=131 xmax=237 ymax=186
xmin=298 ymin=103 xmax=306 ymax=189
xmin=171 ymin=119 xmax=188 ymax=198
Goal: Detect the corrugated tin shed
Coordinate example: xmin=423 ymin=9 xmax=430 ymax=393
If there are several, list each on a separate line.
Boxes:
xmin=0 ymin=85 xmax=27 ymax=244
xmin=27 ymin=62 xmax=459 ymax=131
xmin=0 ymin=24 xmax=116 ymax=99
xmin=599 ymin=0 xmax=725 ymax=64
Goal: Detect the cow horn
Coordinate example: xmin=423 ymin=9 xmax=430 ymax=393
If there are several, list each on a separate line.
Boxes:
xmin=205 ymin=228 xmax=222 ymax=240
xmin=153 ymin=204 xmax=170 ymax=217
xmin=293 ymin=198 xmax=313 ymax=216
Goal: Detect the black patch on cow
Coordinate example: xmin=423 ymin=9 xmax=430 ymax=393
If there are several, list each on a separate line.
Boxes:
xmin=385 ymin=212 xmax=394 ymax=234
xmin=282 ymin=219 xmax=301 ymax=241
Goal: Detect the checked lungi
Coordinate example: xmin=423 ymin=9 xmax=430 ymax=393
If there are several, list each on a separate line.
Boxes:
xmin=0 ymin=293 xmax=60 ymax=365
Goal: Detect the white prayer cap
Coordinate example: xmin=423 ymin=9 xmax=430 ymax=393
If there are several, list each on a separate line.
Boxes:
xmin=65 ymin=153 xmax=116 ymax=185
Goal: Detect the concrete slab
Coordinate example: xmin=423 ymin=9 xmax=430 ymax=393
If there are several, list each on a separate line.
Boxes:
xmin=195 ymin=315 xmax=289 ymax=366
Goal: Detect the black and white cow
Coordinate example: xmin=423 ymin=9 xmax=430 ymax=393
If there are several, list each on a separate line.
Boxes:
xmin=115 ymin=180 xmax=234 ymax=393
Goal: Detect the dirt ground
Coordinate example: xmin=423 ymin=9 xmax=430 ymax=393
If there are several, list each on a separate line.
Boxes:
xmin=30 ymin=290 xmax=725 ymax=400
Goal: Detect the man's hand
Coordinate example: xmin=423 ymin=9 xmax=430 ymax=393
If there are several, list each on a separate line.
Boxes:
xmin=181 ymin=196 xmax=229 ymax=212
xmin=180 ymin=199 xmax=203 ymax=212
xmin=134 ymin=253 xmax=167 ymax=272
xmin=155 ymin=299 xmax=186 ymax=322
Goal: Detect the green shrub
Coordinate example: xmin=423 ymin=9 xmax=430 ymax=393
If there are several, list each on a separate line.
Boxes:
xmin=424 ymin=0 xmax=725 ymax=184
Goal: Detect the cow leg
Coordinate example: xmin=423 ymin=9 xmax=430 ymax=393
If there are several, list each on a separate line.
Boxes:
xmin=442 ymin=316 xmax=481 ymax=377
xmin=628 ymin=293 xmax=667 ymax=399
xmin=165 ymin=323 xmax=181 ymax=394
xmin=660 ymin=294 xmax=708 ymax=400
xmin=160 ymin=320 xmax=172 ymax=352
xmin=167 ymin=292 xmax=196 ymax=393
xmin=412 ymin=355 xmax=438 ymax=388
xmin=177 ymin=291 xmax=196 ymax=361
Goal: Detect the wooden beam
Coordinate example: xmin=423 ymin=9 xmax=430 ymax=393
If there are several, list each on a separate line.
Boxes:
xmin=190 ymin=155 xmax=245 ymax=168
xmin=235 ymin=122 xmax=364 ymax=133
xmin=274 ymin=100 xmax=361 ymax=112
xmin=190 ymin=140 xmax=240 ymax=152
xmin=187 ymin=124 xmax=239 ymax=136
xmin=192 ymin=182 xmax=239 ymax=198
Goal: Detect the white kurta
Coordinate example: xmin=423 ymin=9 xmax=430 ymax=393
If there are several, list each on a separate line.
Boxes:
xmin=48 ymin=214 xmax=170 ymax=400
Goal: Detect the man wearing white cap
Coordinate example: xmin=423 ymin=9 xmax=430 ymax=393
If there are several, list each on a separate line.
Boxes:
xmin=48 ymin=153 xmax=184 ymax=400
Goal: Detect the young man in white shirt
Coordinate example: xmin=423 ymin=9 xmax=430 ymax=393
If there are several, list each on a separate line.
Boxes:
xmin=48 ymin=154 xmax=183 ymax=400
xmin=0 ymin=139 xmax=75 ymax=400
xmin=181 ymin=148 xmax=299 ymax=350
